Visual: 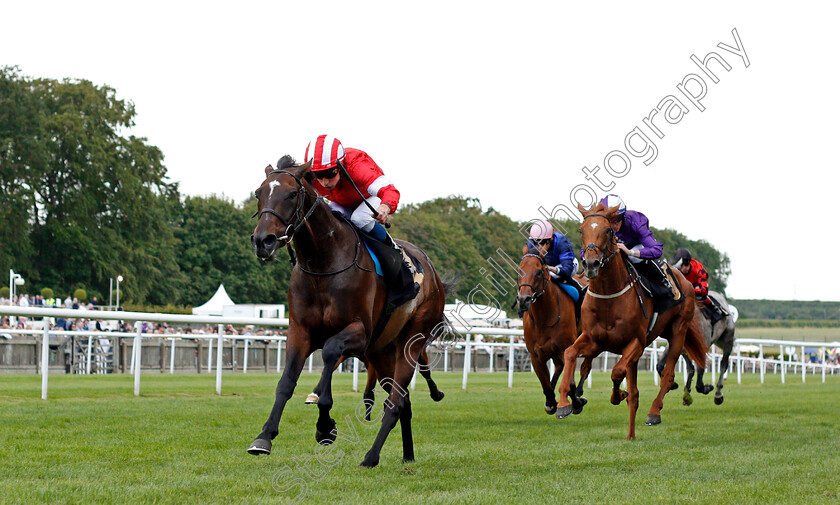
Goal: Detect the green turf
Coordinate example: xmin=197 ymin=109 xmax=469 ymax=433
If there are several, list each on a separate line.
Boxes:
xmin=1 ymin=371 xmax=839 ymax=505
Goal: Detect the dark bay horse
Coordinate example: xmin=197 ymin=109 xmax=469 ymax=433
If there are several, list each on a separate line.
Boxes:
xmin=515 ymin=252 xmax=584 ymax=414
xmin=249 ymin=156 xmax=447 ymax=467
xmin=556 ymin=202 xmax=708 ymax=440
xmin=657 ymin=290 xmax=736 ymax=405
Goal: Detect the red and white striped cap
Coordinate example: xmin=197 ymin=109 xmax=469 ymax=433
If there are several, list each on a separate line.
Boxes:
xmin=304 ymin=135 xmax=345 ymax=172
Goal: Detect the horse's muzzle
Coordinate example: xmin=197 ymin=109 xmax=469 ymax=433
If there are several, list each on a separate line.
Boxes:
xmin=582 ymin=259 xmax=600 ymax=279
xmin=252 ymin=233 xmax=278 ymax=261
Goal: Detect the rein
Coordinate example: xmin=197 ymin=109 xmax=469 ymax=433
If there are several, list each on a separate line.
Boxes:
xmin=253 ymin=168 xmax=373 ymax=277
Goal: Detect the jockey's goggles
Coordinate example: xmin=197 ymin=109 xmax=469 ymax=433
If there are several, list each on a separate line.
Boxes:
xmin=313 ymin=166 xmax=340 ymax=179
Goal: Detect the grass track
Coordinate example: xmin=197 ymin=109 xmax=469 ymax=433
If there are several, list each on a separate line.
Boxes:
xmin=1 ymin=371 xmax=839 ymax=505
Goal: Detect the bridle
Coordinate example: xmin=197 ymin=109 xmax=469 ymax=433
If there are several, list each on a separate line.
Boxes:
xmin=252 ymin=168 xmax=373 ymax=277
xmin=581 ymin=213 xmax=620 ymax=269
xmin=513 ymin=253 xmax=563 ymax=328
xmin=252 ymin=169 xmax=321 ymax=244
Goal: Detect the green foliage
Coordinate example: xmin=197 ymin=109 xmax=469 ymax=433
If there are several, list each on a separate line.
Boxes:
xmin=652 ymin=228 xmax=730 ymax=294
xmin=0 ymin=287 xmax=9 ymax=299
xmin=733 ymin=299 xmax=840 ymax=321
xmin=73 ymin=288 xmax=87 ymax=302
xmin=122 ymin=303 xmax=193 ymax=315
xmin=40 ymin=287 xmax=54 ymax=299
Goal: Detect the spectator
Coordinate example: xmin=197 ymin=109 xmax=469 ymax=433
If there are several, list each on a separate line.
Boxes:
xmin=72 ymin=298 xmax=79 ymax=310
xmin=64 ymin=295 xmax=72 ymax=307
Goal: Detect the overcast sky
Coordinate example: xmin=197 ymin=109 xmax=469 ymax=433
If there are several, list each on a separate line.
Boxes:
xmin=4 ymin=1 xmax=839 ymax=301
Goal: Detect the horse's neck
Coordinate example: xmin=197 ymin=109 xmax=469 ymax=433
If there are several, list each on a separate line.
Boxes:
xmin=590 ymin=253 xmax=630 ymax=295
xmin=291 ymin=194 xmax=357 ymax=268
xmin=532 ymin=282 xmax=562 ymax=325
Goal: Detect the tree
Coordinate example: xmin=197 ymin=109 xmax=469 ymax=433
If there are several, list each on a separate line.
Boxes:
xmin=0 ymin=67 xmax=184 ymax=303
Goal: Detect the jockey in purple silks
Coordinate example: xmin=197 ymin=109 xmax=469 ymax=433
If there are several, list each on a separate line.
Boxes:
xmin=595 ymin=194 xmax=674 ymax=293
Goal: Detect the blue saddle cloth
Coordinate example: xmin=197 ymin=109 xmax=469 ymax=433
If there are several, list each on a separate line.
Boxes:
xmin=557 ymin=282 xmax=579 ymax=303
xmin=362 ymin=239 xmax=384 ymax=277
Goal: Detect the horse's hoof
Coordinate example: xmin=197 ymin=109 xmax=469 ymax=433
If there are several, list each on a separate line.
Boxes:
xmin=682 ymin=393 xmax=693 ymax=406
xmin=402 ymin=457 xmax=415 ymax=464
xmin=430 ymin=391 xmax=445 ymax=402
xmin=645 ymin=414 xmax=662 ymax=426
xmin=360 ymin=452 xmax=379 ymax=468
xmin=714 ymin=395 xmax=724 ymax=405
xmin=669 ymin=381 xmax=679 ymax=391
xmin=545 ymin=404 xmax=557 ymax=415
xmin=247 ymin=438 xmax=272 ymax=455
xmin=305 ymin=393 xmax=319 ymax=404
xmin=315 ymin=419 xmax=337 ymax=444
xmin=572 ymin=397 xmax=588 ymax=415
xmin=697 ymin=385 xmax=713 ymax=395
xmin=555 ymin=405 xmax=573 ymax=419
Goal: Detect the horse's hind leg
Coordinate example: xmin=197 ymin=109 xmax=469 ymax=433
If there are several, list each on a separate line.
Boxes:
xmin=714 ymin=335 xmax=734 ymax=405
xmin=610 ymin=340 xmax=645 ymax=407
xmin=315 ymin=322 xmax=367 ymax=445
xmin=696 ymin=361 xmax=713 ymax=395
xmin=656 ymin=344 xmax=679 ymax=391
xmin=625 ymin=361 xmax=640 ymax=441
xmin=646 ymin=329 xmax=684 ymax=427
xmin=248 ymin=335 xmax=312 ymax=455
xmin=575 ymin=356 xmax=593 ymax=409
xmin=683 ymin=351 xmax=696 ymax=406
xmin=417 ymin=348 xmax=445 ymax=402
xmin=361 ymin=341 xmax=421 ymax=468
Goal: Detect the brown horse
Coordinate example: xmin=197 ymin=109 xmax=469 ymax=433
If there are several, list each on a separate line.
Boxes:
xmin=248 ymin=156 xmax=447 ymax=467
xmin=515 ymin=252 xmax=584 ymax=414
xmin=556 ymin=202 xmax=707 ymax=440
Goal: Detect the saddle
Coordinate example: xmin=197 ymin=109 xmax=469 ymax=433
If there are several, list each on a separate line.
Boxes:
xmin=624 ymin=257 xmax=684 ymax=315
xmin=361 ymin=232 xmax=424 ymax=313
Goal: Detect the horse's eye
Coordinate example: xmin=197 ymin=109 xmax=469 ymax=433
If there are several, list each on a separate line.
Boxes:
xmin=286 ymin=192 xmax=297 ymax=200
xmin=535 ymin=270 xmax=543 ymax=277
xmin=254 ymin=190 xmax=260 ymax=199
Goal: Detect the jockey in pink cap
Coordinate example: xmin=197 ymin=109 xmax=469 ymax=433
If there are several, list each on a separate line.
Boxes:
xmin=525 ymin=220 xmax=582 ymax=304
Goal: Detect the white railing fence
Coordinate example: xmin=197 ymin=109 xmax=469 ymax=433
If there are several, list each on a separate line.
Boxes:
xmin=1 ymin=306 xmax=838 ymax=399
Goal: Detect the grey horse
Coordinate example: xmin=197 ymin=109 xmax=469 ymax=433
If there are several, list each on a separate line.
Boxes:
xmin=657 ymin=290 xmax=736 ymax=405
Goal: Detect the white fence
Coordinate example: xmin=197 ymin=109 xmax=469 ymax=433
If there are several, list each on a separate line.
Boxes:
xmin=2 ymin=306 xmax=838 ymax=400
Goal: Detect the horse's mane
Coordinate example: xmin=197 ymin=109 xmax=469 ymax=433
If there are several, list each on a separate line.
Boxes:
xmin=277 ymin=155 xmax=297 ymax=169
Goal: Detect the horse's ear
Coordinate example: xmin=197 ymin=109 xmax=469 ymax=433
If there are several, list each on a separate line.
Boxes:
xmin=577 ymin=203 xmax=589 ymax=215
xmin=292 ymin=161 xmax=313 ymax=183
xmin=605 ymin=204 xmax=621 ymax=218
xmin=522 ymin=244 xmax=529 ymax=255
xmin=264 ymin=164 xmax=274 ymax=176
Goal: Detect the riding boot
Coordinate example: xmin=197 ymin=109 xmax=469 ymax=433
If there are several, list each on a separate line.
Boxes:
xmin=365 ymin=223 xmax=421 ymax=310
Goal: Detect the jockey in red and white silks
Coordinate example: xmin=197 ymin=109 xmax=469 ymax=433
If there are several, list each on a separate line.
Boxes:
xmin=305 ymin=135 xmax=398 ymax=241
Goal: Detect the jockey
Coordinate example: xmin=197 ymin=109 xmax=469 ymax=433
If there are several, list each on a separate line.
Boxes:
xmin=305 ymin=135 xmax=398 ymax=244
xmin=305 ymin=134 xmax=419 ymax=308
xmin=526 ymin=220 xmax=583 ymax=304
xmin=672 ymin=248 xmax=728 ymax=320
xmin=599 ymin=194 xmax=676 ymax=296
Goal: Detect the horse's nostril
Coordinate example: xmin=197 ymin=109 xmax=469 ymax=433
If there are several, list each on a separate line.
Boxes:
xmin=263 ymin=234 xmax=277 ymax=248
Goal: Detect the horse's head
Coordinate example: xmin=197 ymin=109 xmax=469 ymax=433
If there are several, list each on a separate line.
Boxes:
xmin=251 ymin=155 xmax=314 ymax=261
xmin=578 ymin=202 xmax=620 ymax=279
xmin=515 ymin=252 xmax=547 ymax=315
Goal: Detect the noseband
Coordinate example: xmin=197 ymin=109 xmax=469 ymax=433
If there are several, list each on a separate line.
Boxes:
xmin=581 ymin=213 xmax=619 ymax=268
xmin=252 ymin=169 xmax=322 ymax=243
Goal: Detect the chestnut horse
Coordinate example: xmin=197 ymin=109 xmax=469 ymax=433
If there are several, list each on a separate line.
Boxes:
xmin=249 ymin=156 xmax=447 ymax=467
xmin=515 ymin=252 xmax=585 ymax=414
xmin=556 ymin=202 xmax=707 ymax=440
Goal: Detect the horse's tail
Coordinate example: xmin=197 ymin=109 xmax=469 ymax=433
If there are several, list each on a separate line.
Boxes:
xmin=440 ymin=271 xmax=460 ymax=296
xmin=683 ymin=316 xmax=708 ymax=369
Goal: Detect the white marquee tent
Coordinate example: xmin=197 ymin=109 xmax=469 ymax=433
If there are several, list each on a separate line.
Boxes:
xmin=191 ymin=284 xmax=235 ymax=316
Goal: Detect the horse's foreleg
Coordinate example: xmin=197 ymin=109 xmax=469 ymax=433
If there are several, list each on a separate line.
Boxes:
xmin=611 ymin=339 xmax=645 ymax=406
xmin=576 ymin=356 xmax=593 ymax=401
xmin=696 ymin=361 xmax=713 ymax=395
xmin=626 ymin=361 xmax=640 ymax=441
xmin=529 ymin=352 xmax=557 ymax=415
xmin=248 ymin=337 xmax=311 ymax=455
xmin=315 ymin=321 xmax=367 ymax=445
xmin=549 ymin=357 xmax=564 ymax=390
xmin=363 ymin=364 xmax=377 ymax=422
xmin=307 ymin=356 xmax=348 ymax=404
xmin=556 ymin=334 xmax=598 ymax=419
